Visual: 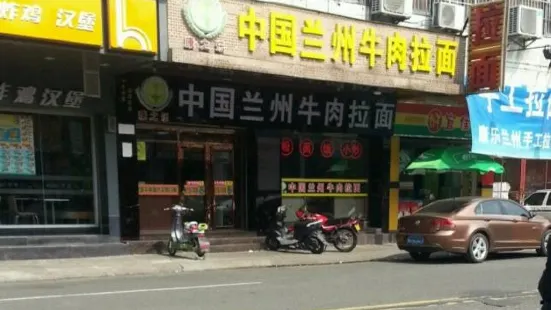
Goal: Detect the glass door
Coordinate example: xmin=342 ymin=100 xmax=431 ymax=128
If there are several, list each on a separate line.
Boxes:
xmin=211 ymin=145 xmax=234 ymax=228
xmin=179 ymin=142 xmax=208 ymax=225
xmin=178 ymin=134 xmax=235 ymax=228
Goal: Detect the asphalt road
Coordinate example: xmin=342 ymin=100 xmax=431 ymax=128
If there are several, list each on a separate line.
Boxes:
xmin=0 ymin=251 xmax=545 ymax=310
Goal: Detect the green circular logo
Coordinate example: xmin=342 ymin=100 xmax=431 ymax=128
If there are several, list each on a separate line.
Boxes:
xmin=183 ymin=0 xmax=227 ymax=39
xmin=136 ymin=76 xmax=172 ymax=111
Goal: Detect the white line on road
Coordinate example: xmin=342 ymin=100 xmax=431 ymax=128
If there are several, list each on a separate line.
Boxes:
xmin=0 ymin=281 xmax=262 ymax=303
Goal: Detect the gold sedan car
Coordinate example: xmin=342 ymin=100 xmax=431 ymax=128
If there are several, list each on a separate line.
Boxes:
xmin=397 ymin=197 xmax=551 ymax=263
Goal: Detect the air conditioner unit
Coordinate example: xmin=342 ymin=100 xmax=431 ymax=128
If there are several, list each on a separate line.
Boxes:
xmin=508 ymin=5 xmax=543 ymax=39
xmin=433 ymin=2 xmax=466 ymax=31
xmin=371 ymin=0 xmax=413 ymax=20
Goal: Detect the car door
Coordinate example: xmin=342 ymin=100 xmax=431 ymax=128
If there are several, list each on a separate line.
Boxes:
xmin=500 ymin=200 xmax=541 ymax=248
xmin=477 ymin=200 xmax=511 ymax=249
xmin=524 ymin=192 xmax=548 ymax=212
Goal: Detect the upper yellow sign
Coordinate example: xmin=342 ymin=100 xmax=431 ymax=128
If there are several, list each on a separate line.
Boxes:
xmin=107 ymin=0 xmax=158 ymax=54
xmin=238 ymin=8 xmax=458 ymax=77
xmin=0 ymin=0 xmax=103 ymax=46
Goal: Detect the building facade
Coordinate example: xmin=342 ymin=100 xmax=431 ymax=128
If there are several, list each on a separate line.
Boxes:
xmin=115 ymin=0 xmax=467 ymax=238
xmin=0 ymin=0 xmax=158 ymax=239
xmin=495 ymin=0 xmax=551 ymax=200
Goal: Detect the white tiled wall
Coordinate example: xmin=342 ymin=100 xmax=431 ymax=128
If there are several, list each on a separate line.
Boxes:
xmin=505 ymin=39 xmax=551 ymax=88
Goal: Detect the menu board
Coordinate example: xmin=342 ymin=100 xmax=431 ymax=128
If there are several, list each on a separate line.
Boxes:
xmin=0 ymin=114 xmax=35 ymax=175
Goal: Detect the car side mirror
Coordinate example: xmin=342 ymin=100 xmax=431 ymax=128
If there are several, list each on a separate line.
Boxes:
xmin=523 ymin=211 xmax=536 ymax=219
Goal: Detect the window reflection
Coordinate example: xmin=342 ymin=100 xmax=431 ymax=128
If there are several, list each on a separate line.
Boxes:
xmin=0 ymin=113 xmax=95 ymax=226
xmin=280 ymin=133 xmax=368 ymax=220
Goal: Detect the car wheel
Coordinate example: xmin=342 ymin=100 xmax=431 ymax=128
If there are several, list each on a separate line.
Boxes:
xmin=537 ymin=230 xmax=551 ymax=257
xmin=466 ymin=233 xmax=489 ymax=263
xmin=408 ymin=251 xmax=431 ymax=262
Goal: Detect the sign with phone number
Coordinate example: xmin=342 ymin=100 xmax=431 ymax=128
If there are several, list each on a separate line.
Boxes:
xmin=281 ymin=178 xmax=368 ymax=197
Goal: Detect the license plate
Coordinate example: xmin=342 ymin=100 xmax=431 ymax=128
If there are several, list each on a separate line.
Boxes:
xmin=354 ymin=224 xmax=360 ymax=231
xmin=406 ymin=235 xmax=424 ymax=246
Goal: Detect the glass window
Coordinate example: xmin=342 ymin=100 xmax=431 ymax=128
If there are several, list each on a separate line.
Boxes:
xmin=478 ymin=200 xmax=503 ymax=215
xmin=417 ymin=199 xmax=467 ymax=214
xmin=280 ymin=133 xmax=368 ymax=179
xmin=500 ymin=200 xmax=530 ymax=217
xmin=0 ymin=113 xmax=95 ymax=226
xmin=280 ymin=133 xmax=367 ymax=220
xmin=525 ymin=192 xmax=547 ymax=206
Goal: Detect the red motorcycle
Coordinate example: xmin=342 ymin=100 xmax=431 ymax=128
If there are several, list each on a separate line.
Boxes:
xmin=293 ymin=205 xmax=360 ymax=252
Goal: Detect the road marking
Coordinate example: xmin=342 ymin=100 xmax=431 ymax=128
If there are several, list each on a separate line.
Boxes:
xmin=320 ymin=291 xmax=539 ymax=310
xmin=320 ymin=297 xmax=470 ymax=310
xmin=0 ymin=281 xmax=262 ymax=303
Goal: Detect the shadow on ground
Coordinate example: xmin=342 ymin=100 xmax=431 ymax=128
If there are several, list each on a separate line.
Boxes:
xmin=376 ymin=251 xmax=540 ymax=265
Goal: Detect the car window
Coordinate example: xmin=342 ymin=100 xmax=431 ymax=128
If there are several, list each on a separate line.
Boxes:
xmin=525 ymin=192 xmax=546 ymax=206
xmin=477 ymin=200 xmax=503 ymax=215
xmin=546 ymin=194 xmax=551 ymax=206
xmin=417 ymin=199 xmax=467 ymax=214
xmin=500 ymin=200 xmax=530 ymax=217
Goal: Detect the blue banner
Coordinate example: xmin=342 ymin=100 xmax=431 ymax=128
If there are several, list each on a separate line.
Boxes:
xmin=466 ymin=86 xmax=551 ymax=159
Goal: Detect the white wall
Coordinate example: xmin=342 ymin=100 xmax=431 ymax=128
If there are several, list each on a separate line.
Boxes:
xmin=255 ymin=0 xmax=433 ymax=30
xmin=505 ymin=39 xmax=551 ymax=88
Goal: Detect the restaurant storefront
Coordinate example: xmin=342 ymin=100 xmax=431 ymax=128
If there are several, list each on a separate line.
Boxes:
xmin=116 ymin=74 xmax=396 ymax=237
xmin=390 ymin=100 xmax=474 ymax=230
xmin=116 ymin=0 xmax=466 ymax=237
xmin=0 ymin=0 xmax=159 ymax=239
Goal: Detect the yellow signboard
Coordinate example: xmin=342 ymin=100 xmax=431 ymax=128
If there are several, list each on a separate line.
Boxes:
xmin=238 ymin=7 xmax=458 ymax=77
xmin=107 ymin=0 xmax=159 ymax=54
xmin=0 ymin=0 xmax=103 ymax=46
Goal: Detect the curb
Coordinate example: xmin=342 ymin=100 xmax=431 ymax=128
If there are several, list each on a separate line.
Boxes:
xmin=0 ymin=250 xmax=400 ymax=284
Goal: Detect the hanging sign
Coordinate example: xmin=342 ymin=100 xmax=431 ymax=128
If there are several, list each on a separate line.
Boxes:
xmin=467 ymin=85 xmax=551 ymax=159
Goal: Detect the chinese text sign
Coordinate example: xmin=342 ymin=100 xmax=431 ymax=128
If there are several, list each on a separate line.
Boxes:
xmin=394 ymin=103 xmax=470 ymax=139
xmin=466 ymin=86 xmax=551 ymax=159
xmin=0 ymin=0 xmax=103 ymax=46
xmin=119 ymin=75 xmax=397 ymax=136
xmin=467 ymin=1 xmax=505 ymax=93
xmin=168 ymin=0 xmax=464 ymax=94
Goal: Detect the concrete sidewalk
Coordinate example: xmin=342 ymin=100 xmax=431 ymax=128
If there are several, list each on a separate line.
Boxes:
xmin=0 ymin=245 xmax=401 ymax=283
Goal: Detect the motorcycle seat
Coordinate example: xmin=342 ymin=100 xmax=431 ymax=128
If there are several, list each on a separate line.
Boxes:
xmin=184 ymin=221 xmax=198 ymax=230
xmin=325 ymin=218 xmax=348 ymax=226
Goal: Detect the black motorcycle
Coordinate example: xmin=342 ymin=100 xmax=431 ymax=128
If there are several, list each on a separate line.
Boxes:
xmin=264 ymin=205 xmax=327 ymax=254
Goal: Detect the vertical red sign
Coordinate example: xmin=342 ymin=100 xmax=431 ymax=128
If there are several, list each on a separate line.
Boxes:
xmin=467 ymin=1 xmax=505 ymax=93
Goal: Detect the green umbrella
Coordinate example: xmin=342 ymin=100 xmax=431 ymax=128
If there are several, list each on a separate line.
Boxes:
xmin=405 ymin=146 xmax=504 ymax=174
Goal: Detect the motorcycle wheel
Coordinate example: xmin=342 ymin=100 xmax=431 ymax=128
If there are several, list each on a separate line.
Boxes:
xmin=192 ymin=238 xmax=206 ymax=259
xmin=265 ymin=235 xmax=280 ymax=251
xmin=333 ymin=228 xmax=358 ymax=253
xmin=167 ymin=238 xmax=177 ymax=257
xmin=308 ymin=236 xmax=325 ymax=254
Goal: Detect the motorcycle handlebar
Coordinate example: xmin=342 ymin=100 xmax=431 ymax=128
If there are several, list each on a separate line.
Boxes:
xmin=163 ymin=207 xmax=195 ymax=212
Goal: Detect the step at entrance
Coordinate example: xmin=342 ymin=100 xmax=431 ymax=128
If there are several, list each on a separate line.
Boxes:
xmin=0 ymin=235 xmax=131 ymax=260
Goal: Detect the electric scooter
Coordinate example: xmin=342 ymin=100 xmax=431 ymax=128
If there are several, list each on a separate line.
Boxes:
xmin=265 ymin=205 xmax=327 ymax=254
xmin=164 ymin=204 xmax=210 ymax=259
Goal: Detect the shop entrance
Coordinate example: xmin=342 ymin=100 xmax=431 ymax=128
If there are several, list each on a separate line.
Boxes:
xmin=179 ymin=132 xmax=235 ymax=228
xmin=134 ymin=125 xmax=242 ymax=234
